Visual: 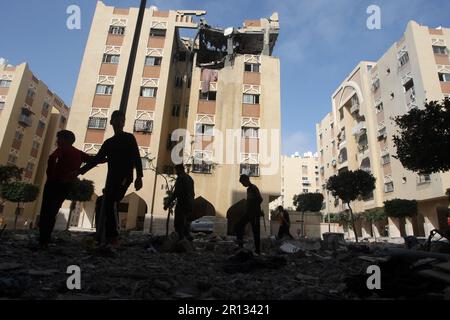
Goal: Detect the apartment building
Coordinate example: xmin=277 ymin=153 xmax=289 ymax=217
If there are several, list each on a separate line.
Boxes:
xmin=280 ymin=152 xmax=320 ymax=210
xmin=316 ymin=21 xmax=450 ymax=239
xmin=0 ymin=59 xmax=69 ymax=228
xmin=66 ymin=2 xmax=281 ymax=235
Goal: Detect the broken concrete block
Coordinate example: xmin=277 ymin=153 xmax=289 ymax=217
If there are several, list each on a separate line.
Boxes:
xmin=279 ymin=242 xmax=300 ymax=254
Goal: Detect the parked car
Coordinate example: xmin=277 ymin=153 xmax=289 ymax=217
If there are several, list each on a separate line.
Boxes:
xmin=190 ymin=216 xmax=215 ymax=233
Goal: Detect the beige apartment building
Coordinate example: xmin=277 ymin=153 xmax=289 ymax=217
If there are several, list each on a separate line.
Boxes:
xmin=66 ymin=2 xmax=281 ymax=235
xmin=280 ymin=152 xmax=320 ymax=211
xmin=316 ymin=21 xmax=450 ymax=239
xmin=0 ymin=59 xmax=69 ymax=229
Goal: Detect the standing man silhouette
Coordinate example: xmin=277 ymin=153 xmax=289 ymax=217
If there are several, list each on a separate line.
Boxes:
xmin=236 ymin=174 xmax=263 ymax=255
xmin=164 ymin=164 xmax=195 ymax=241
xmin=79 ymin=110 xmax=143 ymax=247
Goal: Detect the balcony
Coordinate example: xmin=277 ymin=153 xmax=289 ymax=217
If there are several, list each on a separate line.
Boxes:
xmin=240 ymin=163 xmax=260 ymax=177
xmin=134 ymin=119 xmax=153 ymax=134
xmin=350 ymin=103 xmax=360 ymax=114
xmin=18 ymin=108 xmax=33 ymax=127
xmin=352 ymin=121 xmax=366 ymax=136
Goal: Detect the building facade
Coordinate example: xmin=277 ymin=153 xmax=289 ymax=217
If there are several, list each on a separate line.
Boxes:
xmin=66 ymin=2 xmax=281 ymax=235
xmin=0 ymin=59 xmax=69 ymax=228
xmin=280 ymin=152 xmax=320 ymax=211
xmin=316 ymin=21 xmax=450 ymax=239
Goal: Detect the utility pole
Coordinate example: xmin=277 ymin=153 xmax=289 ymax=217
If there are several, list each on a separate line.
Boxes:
xmin=119 ymin=0 xmax=147 ymax=113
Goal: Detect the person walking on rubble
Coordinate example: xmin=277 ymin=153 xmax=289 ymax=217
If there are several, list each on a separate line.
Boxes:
xmin=235 ymin=174 xmax=263 ymax=255
xmin=164 ymin=164 xmax=195 ymax=242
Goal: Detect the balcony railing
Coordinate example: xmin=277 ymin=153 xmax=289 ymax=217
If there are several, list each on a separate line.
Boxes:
xmin=240 ymin=163 xmax=260 ymax=177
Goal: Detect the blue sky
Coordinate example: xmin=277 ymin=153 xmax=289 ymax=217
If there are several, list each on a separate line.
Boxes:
xmin=2 ymin=0 xmax=450 ymax=155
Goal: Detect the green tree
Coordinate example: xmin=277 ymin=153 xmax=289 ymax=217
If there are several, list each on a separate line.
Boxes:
xmin=364 ymin=207 xmax=387 ymax=239
xmin=384 ymin=199 xmax=418 ymax=218
xmin=393 ymin=98 xmax=450 ymax=174
xmin=0 ymin=165 xmax=23 ymax=205
xmin=326 ymin=170 xmax=376 ymax=242
xmin=1 ymin=182 xmax=39 ymax=229
xmin=293 ymin=193 xmax=324 ymax=237
xmin=65 ymin=179 xmax=95 ymax=230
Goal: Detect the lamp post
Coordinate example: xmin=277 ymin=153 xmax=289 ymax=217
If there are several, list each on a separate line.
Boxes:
xmin=119 ymin=0 xmax=147 ymax=113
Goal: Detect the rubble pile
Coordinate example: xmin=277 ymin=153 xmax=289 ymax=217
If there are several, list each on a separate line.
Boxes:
xmin=0 ymin=230 xmax=449 ymax=300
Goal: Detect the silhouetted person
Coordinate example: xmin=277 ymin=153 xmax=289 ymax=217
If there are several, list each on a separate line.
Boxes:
xmin=236 ymin=174 xmax=263 ymax=254
xmin=39 ymin=130 xmax=91 ymax=248
xmin=164 ymin=164 xmax=195 ymax=241
xmin=79 ymin=110 xmax=143 ymax=247
xmin=277 ymin=206 xmax=293 ymax=240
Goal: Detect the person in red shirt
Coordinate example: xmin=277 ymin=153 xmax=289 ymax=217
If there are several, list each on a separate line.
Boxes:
xmin=38 ymin=130 xmax=91 ymax=248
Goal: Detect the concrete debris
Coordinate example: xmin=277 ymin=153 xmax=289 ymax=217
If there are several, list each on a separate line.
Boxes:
xmin=0 ymin=230 xmax=449 ymax=300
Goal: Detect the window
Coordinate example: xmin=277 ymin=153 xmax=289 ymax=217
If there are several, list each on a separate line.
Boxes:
xmin=171 ymin=104 xmax=180 ymax=117
xmin=88 ymin=117 xmax=107 ymax=129
xmin=15 ymin=131 xmax=24 ymax=141
xmin=417 ymin=174 xmax=431 ymax=184
xmin=384 ymin=182 xmax=394 ymax=193
xmin=140 ymin=87 xmax=157 ymax=97
xmin=302 ymin=189 xmax=309 ymax=193
xmin=26 ymin=163 xmax=34 ymax=173
xmin=134 ymin=119 xmax=153 ymax=133
xmin=32 ymin=141 xmax=40 ymax=150
xmin=241 ymin=127 xmax=259 ymax=138
xmin=240 ymin=164 xmax=260 ymax=177
xmin=375 ymin=102 xmax=383 ymax=113
xmin=26 ymin=89 xmax=35 ymax=99
xmin=96 ymin=84 xmax=114 ymax=95
xmin=381 ymin=154 xmax=391 ymax=165
xmin=60 ymin=116 xmax=66 ymax=125
xmin=0 ymin=101 xmax=4 ymax=109
xmin=433 ymin=45 xmax=448 ymax=55
xmin=371 ymin=79 xmax=380 ymax=91
xmin=145 ymin=56 xmax=162 ymax=66
xmin=339 ymin=108 xmax=344 ymax=120
xmin=7 ymin=154 xmax=17 ymax=164
xmin=184 ymin=105 xmax=189 ymax=118
xmin=102 ymin=54 xmax=120 ymax=64
xmin=43 ymin=102 xmax=50 ymax=111
xmin=199 ymin=91 xmax=216 ymax=101
xmin=195 ymin=123 xmax=214 ymax=136
xmin=109 ymin=26 xmax=125 ymax=35
xmin=38 ymin=120 xmax=46 ymax=129
xmin=243 ymin=94 xmax=260 ymax=104
xmin=141 ymin=157 xmax=151 ymax=170
xmin=403 ymin=79 xmax=414 ymax=92
xmin=150 ymin=28 xmax=166 ymax=37
xmin=377 ymin=127 xmax=387 ymax=140
xmin=398 ymin=52 xmax=409 ymax=67
xmin=244 ymin=63 xmax=260 ymax=73
xmin=19 ymin=108 xmax=33 ymax=127
xmin=438 ymin=73 xmax=450 ymax=82
xmin=0 ymin=80 xmax=11 ymax=88
xmin=192 ymin=162 xmax=212 ymax=174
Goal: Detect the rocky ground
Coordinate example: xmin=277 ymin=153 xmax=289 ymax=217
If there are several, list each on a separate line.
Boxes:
xmin=0 ymin=230 xmax=449 ymax=300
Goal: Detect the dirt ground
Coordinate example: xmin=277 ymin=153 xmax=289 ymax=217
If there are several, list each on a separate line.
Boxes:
xmin=0 ymin=230 xmax=448 ymax=300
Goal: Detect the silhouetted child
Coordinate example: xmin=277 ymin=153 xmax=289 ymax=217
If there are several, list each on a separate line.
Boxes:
xmin=277 ymin=206 xmax=294 ymax=240
xmin=79 ymin=111 xmax=143 ymax=247
xmin=39 ymin=130 xmax=91 ymax=248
